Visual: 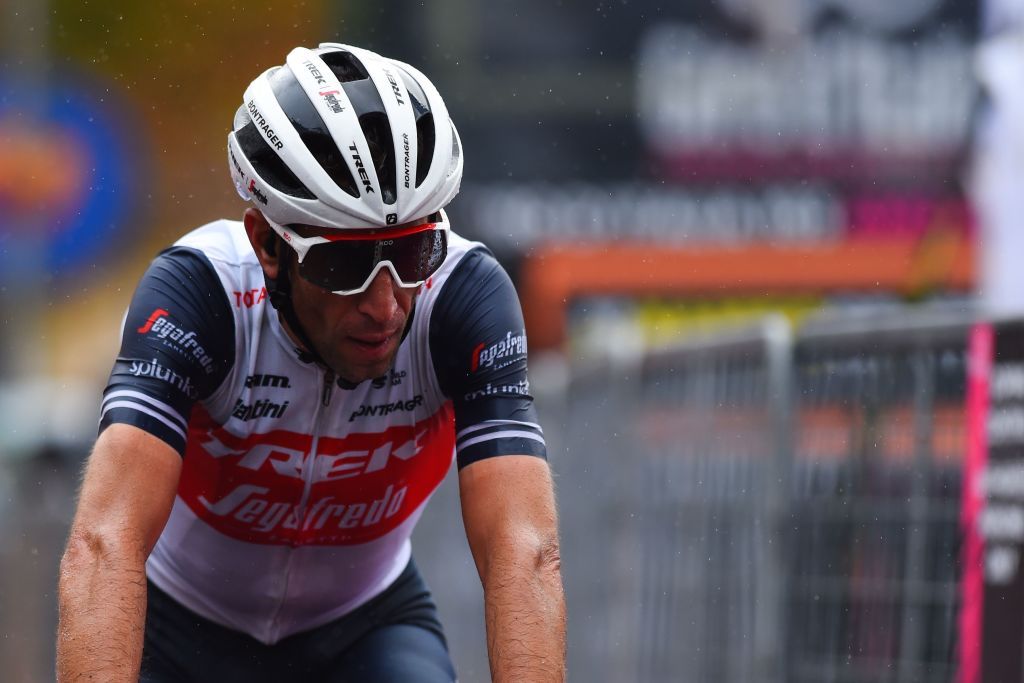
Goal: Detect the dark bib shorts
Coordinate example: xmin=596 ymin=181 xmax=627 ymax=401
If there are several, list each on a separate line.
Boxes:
xmin=139 ymin=559 xmax=457 ymax=683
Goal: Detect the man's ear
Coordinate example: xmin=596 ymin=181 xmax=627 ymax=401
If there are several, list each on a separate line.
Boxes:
xmin=243 ymin=208 xmax=280 ymax=279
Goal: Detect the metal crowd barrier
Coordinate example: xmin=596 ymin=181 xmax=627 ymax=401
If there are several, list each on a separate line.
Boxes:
xmin=463 ymin=306 xmax=973 ymax=683
xmin=787 ymin=309 xmax=971 ymax=683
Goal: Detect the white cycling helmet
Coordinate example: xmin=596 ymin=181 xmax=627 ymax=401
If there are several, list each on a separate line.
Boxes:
xmin=228 ymin=43 xmax=463 ymax=229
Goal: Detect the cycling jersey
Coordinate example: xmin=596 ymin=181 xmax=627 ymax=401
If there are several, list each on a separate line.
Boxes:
xmin=99 ymin=219 xmax=546 ymax=644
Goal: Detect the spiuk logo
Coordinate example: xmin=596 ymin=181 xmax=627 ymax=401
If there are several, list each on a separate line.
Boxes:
xmin=471 ymin=330 xmax=527 ymax=372
xmin=137 ymin=309 xmax=215 ymax=374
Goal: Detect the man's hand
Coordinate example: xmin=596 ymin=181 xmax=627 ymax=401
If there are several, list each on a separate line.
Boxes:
xmin=57 ymin=424 xmax=181 ymax=682
xmin=459 ymin=455 xmax=566 ymax=682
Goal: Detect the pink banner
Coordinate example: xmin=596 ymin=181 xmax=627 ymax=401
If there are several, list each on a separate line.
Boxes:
xmin=958 ymin=323 xmax=993 ymax=683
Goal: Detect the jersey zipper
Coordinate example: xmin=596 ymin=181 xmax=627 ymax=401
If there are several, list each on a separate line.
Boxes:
xmin=321 ymin=369 xmax=335 ymax=407
xmin=268 ymin=367 xmax=335 ymax=639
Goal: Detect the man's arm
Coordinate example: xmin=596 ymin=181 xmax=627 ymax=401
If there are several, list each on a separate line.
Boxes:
xmin=460 ymin=454 xmax=566 ymax=682
xmin=57 ymin=424 xmax=182 ymax=682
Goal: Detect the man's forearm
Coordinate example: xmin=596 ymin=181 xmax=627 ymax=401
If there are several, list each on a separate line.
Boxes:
xmin=57 ymin=531 xmax=148 ymax=682
xmin=482 ymin=539 xmax=566 ymax=682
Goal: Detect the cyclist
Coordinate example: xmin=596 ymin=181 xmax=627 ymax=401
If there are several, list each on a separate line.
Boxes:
xmin=56 ymin=43 xmax=565 ymax=682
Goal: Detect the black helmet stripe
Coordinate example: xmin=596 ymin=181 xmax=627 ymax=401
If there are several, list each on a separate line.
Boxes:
xmin=236 ymin=122 xmax=315 ymax=199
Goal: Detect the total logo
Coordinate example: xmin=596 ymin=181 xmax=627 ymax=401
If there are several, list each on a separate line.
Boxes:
xmin=348 ymin=143 xmax=375 ymax=195
xmin=137 ymin=309 xmax=215 ymax=375
xmin=233 ymin=287 xmax=268 ymax=308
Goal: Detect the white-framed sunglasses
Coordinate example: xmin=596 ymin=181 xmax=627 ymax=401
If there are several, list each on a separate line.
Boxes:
xmin=264 ymin=213 xmax=449 ymax=296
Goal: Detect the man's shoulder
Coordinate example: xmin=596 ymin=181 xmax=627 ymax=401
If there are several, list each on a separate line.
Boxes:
xmin=171 ymin=219 xmax=259 ymax=268
xmin=422 ymin=230 xmax=497 ymax=305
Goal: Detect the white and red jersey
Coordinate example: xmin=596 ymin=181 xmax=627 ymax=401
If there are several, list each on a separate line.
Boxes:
xmin=100 ymin=219 xmax=545 ymax=644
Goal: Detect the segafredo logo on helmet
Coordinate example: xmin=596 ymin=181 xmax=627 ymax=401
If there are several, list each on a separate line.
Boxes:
xmin=319 ymin=89 xmax=345 ymax=114
xmin=383 ymin=68 xmax=405 ymax=106
xmin=247 ymin=100 xmax=284 ymax=150
xmin=247 ymin=179 xmax=268 ymax=205
xmin=348 ymin=143 xmax=375 ymax=194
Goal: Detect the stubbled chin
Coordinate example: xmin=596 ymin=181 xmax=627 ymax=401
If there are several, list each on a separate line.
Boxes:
xmin=331 ymin=345 xmax=398 ymax=384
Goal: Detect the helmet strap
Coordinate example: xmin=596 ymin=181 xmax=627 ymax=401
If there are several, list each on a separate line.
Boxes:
xmin=265 ymin=244 xmax=329 ymax=369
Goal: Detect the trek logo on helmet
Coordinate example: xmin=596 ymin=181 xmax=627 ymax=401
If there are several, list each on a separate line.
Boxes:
xmin=302 ymin=59 xmax=328 ymax=86
xmin=230 ymin=149 xmax=246 ymax=182
xmin=348 ymin=143 xmax=376 ymax=194
xmin=383 ymin=68 xmax=405 ymax=106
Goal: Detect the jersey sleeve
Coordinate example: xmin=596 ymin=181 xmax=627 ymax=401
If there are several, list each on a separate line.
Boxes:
xmin=429 ymin=248 xmax=547 ymax=469
xmin=99 ymin=247 xmax=235 ymax=455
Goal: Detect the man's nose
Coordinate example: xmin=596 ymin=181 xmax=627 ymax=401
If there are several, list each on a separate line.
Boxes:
xmin=356 ymin=268 xmax=400 ymax=323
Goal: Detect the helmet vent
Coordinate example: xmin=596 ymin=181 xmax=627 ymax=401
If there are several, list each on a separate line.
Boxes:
xmin=397 ymin=67 xmax=431 ymax=119
xmin=236 ymin=122 xmax=315 ymax=200
xmin=415 ymin=113 xmax=435 ymax=187
xmin=359 ymin=112 xmax=397 ymax=205
xmin=320 ymin=50 xmax=370 ymax=83
xmin=269 ymin=66 xmax=360 ymax=199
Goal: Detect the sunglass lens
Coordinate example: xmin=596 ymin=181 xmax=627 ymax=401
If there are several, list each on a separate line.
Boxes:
xmin=296 ymin=229 xmax=447 ymax=293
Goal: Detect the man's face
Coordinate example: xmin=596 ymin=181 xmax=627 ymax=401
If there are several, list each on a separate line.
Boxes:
xmin=286 ymin=250 xmax=419 ymax=385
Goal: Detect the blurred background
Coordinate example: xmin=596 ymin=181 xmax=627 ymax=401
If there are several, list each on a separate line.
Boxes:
xmin=2 ymin=0 xmax=1023 ymax=681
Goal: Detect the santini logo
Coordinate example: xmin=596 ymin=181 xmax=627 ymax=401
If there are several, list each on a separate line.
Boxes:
xmin=232 ymin=398 xmax=290 ymax=422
